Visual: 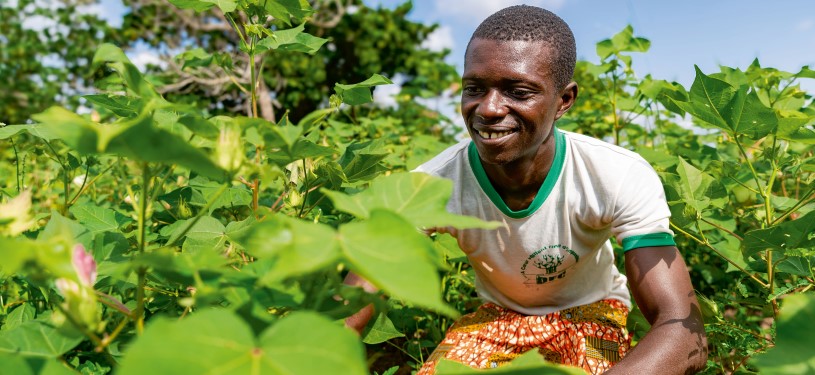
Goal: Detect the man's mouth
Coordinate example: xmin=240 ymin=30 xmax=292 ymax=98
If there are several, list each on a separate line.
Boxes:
xmin=476 ymin=129 xmax=515 ymax=140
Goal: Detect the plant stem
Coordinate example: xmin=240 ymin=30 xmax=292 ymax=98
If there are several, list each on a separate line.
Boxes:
xmin=734 ymin=136 xmax=764 ymax=197
xmin=771 ymin=186 xmax=815 ymax=225
xmin=134 ymin=163 xmax=152 ymax=334
xmin=700 ymin=217 xmax=744 ymax=241
xmin=670 ymin=223 xmax=769 ymax=288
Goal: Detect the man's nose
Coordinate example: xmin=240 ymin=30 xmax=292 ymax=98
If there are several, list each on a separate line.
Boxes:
xmin=476 ymin=90 xmax=509 ymax=119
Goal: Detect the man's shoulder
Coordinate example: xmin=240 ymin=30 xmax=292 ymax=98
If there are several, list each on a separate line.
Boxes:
xmin=413 ymin=138 xmax=471 ymax=176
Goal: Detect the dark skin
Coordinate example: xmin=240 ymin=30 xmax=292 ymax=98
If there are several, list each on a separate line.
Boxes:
xmin=346 ymin=38 xmax=707 ymax=373
xmin=463 ymin=38 xmax=707 ymax=373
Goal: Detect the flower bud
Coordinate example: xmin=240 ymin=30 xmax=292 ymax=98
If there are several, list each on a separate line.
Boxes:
xmin=215 ymin=124 xmax=244 ymax=172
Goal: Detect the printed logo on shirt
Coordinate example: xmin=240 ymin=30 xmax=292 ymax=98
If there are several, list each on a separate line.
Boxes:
xmin=519 ymin=244 xmax=580 ymax=285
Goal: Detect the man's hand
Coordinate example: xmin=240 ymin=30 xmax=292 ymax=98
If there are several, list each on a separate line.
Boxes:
xmin=607 ymin=246 xmax=708 ymax=374
xmin=343 ymin=272 xmax=378 ymax=335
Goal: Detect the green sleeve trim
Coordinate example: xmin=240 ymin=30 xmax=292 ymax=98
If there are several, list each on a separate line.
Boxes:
xmin=622 ymin=233 xmax=676 ymax=252
xmin=467 ymin=129 xmax=566 ymax=219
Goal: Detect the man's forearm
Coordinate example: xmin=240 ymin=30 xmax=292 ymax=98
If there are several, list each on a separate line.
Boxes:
xmin=605 ymin=316 xmax=707 ymax=374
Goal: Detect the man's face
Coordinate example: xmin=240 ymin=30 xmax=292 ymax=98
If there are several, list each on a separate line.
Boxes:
xmin=461 ymin=39 xmax=574 ymax=167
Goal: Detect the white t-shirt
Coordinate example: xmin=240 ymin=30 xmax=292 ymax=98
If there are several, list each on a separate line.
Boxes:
xmin=415 ymin=129 xmax=675 ymax=315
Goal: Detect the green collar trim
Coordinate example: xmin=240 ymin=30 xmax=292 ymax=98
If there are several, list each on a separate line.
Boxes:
xmin=468 ymin=129 xmax=566 ymax=219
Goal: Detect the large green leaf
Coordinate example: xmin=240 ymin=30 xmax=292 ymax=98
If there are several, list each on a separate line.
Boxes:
xmin=1 ymin=304 xmax=36 ymax=332
xmin=118 ymin=309 xmax=366 ymax=375
xmin=82 ymin=94 xmax=141 ymax=118
xmin=325 ymin=172 xmax=501 ymax=230
xmin=742 ymin=210 xmax=815 ymax=258
xmin=91 ymin=43 xmax=158 ymax=99
xmin=334 ymin=74 xmax=394 ymax=106
xmin=69 ymin=203 xmax=132 ymax=236
xmin=673 ymin=66 xmax=778 ymax=139
xmin=105 ymin=115 xmax=226 ymax=180
xmin=259 ymin=312 xmax=367 ymax=375
xmin=752 ymin=294 xmax=815 ymax=374
xmin=0 ymin=320 xmax=83 ymax=358
xmin=338 ymin=209 xmax=456 ymax=316
xmin=232 ymin=215 xmax=339 ymax=284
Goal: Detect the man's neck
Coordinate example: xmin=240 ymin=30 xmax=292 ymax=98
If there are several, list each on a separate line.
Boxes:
xmin=481 ymin=137 xmax=556 ymax=211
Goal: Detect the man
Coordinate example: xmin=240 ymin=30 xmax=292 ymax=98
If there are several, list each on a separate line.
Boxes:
xmin=349 ymin=5 xmax=707 ymax=374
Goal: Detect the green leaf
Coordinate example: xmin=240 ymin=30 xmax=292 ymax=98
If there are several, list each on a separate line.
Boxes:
xmin=232 ymin=215 xmax=339 ymax=284
xmin=436 ymin=350 xmax=586 ymax=374
xmin=2 ymin=304 xmax=36 ymax=331
xmin=752 ymin=294 xmax=815 ymax=374
xmin=338 ymin=209 xmax=456 ymax=316
xmin=0 ymin=320 xmax=83 ymax=358
xmin=167 ymin=0 xmax=214 ymax=11
xmin=325 ymin=172 xmax=502 ymax=230
xmin=0 ymin=352 xmax=33 ymax=375
xmin=259 ymin=312 xmax=367 ymax=375
xmin=118 ymin=309 xmax=366 ymax=375
xmin=334 ymin=74 xmax=394 ymax=106
xmin=200 ymin=0 xmax=236 ymax=13
xmin=742 ymin=210 xmax=815 ymax=258
xmin=92 ymin=44 xmax=157 ymax=99
xmin=82 ymin=94 xmax=141 ymax=117
xmin=69 ymin=203 xmax=132 ymax=236
xmin=263 ymin=0 xmax=313 ymax=25
xmin=596 ymin=25 xmax=650 ymax=60
xmin=338 ymin=140 xmax=389 ymax=183
xmin=362 ymin=313 xmax=405 ymax=344
xmin=105 ymin=115 xmax=226 ymax=180
xmin=256 ymin=24 xmax=327 ymax=54
xmin=673 ymin=66 xmax=778 ymax=138
xmin=264 ymin=124 xmax=334 ymax=166
xmin=176 ymin=48 xmax=214 ymax=70
xmin=673 ymin=158 xmax=728 ymax=214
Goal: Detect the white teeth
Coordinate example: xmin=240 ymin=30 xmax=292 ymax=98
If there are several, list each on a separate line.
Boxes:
xmin=478 ymin=130 xmax=511 ymax=139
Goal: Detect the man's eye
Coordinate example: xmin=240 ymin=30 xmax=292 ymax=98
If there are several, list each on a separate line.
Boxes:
xmin=463 ymin=86 xmax=484 ymax=95
xmin=508 ymin=89 xmax=532 ymax=98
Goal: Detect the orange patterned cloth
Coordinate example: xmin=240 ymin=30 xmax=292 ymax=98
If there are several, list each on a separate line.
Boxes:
xmin=417 ymin=299 xmax=631 ymax=374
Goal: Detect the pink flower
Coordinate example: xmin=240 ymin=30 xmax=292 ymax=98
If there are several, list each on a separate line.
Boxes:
xmin=72 ymin=244 xmax=97 ymax=287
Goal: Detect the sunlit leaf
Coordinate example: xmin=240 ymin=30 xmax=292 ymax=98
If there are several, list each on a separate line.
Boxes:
xmin=334 ymin=74 xmax=394 ymax=105
xmin=338 ymin=209 xmax=457 ymax=316
xmin=742 ymin=210 xmax=815 ymax=258
xmin=325 ymin=172 xmax=502 ymax=230
xmin=752 ymin=294 xmax=815 ymax=373
xmin=118 ymin=309 xmax=366 ymax=375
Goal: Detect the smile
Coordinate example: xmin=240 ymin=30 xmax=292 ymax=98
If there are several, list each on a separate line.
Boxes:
xmin=477 ymin=130 xmax=515 ymax=139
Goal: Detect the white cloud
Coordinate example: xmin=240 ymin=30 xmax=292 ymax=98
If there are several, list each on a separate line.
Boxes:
xmin=128 ymin=50 xmax=166 ymax=71
xmin=422 ymin=25 xmax=455 ymax=52
xmin=373 ymin=73 xmax=405 ymax=108
xmin=78 ymin=0 xmax=127 ymax=28
xmin=434 ymin=0 xmax=565 ymax=20
xmin=797 ymin=19 xmax=814 ymax=32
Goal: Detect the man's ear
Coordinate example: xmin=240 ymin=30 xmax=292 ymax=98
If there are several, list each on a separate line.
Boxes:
xmin=555 ymin=81 xmax=578 ymax=119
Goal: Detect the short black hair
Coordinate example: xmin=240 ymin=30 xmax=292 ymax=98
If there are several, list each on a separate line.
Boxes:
xmin=467 ymin=5 xmax=576 ymax=90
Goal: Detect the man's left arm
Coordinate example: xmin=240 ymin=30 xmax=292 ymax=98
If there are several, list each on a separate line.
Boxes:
xmin=606 ymin=246 xmax=708 ymax=375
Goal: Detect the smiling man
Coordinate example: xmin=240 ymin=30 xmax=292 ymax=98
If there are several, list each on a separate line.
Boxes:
xmin=408 ymin=5 xmax=708 ymax=375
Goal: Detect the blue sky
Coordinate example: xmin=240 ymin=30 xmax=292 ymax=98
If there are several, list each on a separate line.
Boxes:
xmin=365 ymin=0 xmax=815 ymax=92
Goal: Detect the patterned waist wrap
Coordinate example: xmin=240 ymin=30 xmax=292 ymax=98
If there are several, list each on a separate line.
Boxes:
xmin=418 ymin=299 xmax=631 ymax=374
